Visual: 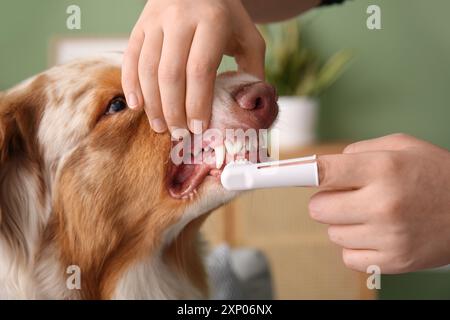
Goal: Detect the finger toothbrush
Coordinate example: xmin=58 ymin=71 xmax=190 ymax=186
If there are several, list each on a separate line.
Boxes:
xmin=220 ymin=155 xmax=319 ymax=191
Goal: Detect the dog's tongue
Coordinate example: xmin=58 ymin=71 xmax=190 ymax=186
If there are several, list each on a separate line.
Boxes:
xmin=168 ymin=134 xmax=224 ymax=199
xmin=168 ymin=163 xmax=213 ymax=199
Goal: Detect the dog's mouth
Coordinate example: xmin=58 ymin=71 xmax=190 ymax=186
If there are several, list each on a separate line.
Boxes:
xmin=167 ymin=78 xmax=278 ymax=200
xmin=168 ymin=135 xmax=268 ymax=199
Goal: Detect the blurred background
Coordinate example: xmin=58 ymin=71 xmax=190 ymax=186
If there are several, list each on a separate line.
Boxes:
xmin=1 ymin=0 xmax=449 ymax=299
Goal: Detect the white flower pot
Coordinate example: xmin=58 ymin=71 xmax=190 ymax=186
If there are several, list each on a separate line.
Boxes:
xmin=270 ymin=96 xmax=318 ymax=150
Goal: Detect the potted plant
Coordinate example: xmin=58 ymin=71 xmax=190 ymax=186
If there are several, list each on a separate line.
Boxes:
xmin=260 ymin=20 xmax=352 ymax=149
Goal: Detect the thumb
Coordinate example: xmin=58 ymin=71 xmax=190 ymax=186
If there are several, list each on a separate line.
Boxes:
xmin=235 ymin=33 xmax=266 ymax=79
xmin=343 ymin=134 xmax=421 ymax=154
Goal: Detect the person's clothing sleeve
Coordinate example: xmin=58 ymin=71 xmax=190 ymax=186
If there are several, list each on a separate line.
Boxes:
xmin=320 ymin=0 xmax=347 ymax=6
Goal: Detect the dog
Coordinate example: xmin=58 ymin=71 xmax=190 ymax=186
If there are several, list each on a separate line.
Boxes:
xmin=0 ymin=54 xmax=278 ymax=299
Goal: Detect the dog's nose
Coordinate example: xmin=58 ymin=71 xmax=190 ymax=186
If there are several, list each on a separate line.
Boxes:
xmin=234 ymin=82 xmax=277 ymax=111
xmin=232 ymin=82 xmax=278 ymax=129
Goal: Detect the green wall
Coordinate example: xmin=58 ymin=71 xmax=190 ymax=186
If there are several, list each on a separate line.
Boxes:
xmin=1 ymin=0 xmax=450 ymax=299
xmin=300 ymin=0 xmax=450 ymax=149
xmin=0 ymin=0 xmax=144 ymax=89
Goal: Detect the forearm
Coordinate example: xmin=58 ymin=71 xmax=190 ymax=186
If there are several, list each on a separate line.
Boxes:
xmin=241 ymin=0 xmax=321 ymax=23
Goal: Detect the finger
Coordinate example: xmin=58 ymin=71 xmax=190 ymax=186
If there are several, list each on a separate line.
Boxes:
xmin=185 ymin=24 xmax=225 ymax=133
xmin=343 ymin=133 xmax=420 ymax=154
xmin=158 ymin=26 xmax=195 ymax=133
xmin=309 ymin=190 xmax=370 ymax=225
xmin=122 ymin=28 xmax=145 ymax=109
xmin=230 ymin=1 xmax=266 ymax=79
xmin=138 ymin=29 xmax=167 ymax=132
xmin=342 ymin=248 xmax=381 ymax=273
xmin=328 ymin=225 xmax=379 ymax=250
xmin=235 ymin=31 xmax=266 ymax=79
xmin=317 ymin=153 xmax=373 ymax=189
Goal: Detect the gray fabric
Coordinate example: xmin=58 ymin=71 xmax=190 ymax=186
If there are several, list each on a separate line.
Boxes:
xmin=206 ymin=244 xmax=274 ymax=300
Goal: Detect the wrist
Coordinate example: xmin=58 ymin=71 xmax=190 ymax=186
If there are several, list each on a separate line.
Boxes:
xmin=241 ymin=0 xmax=321 ymax=24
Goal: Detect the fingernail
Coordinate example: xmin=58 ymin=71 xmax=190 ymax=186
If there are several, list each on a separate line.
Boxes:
xmin=189 ymin=119 xmax=203 ymax=135
xmin=170 ymin=127 xmax=190 ymax=141
xmin=127 ymin=93 xmax=138 ymax=109
xmin=150 ymin=118 xmax=167 ymax=133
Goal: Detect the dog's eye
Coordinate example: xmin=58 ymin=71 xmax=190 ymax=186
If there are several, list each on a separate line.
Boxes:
xmin=106 ymin=97 xmax=127 ymax=115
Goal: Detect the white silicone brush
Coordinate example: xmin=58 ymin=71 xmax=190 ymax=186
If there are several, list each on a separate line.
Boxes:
xmin=220 ymin=155 xmax=319 ymax=191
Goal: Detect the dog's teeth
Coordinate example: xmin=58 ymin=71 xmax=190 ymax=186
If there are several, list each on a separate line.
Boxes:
xmin=214 ymin=145 xmax=225 ymax=169
xmin=224 ymin=140 xmax=234 ymax=155
xmin=182 ymin=152 xmax=192 ymax=164
xmin=232 ymin=141 xmax=243 ymax=154
xmin=225 ymin=140 xmax=243 ymax=155
xmin=246 ymin=138 xmax=258 ymax=151
xmin=259 ymin=133 xmax=268 ymax=149
xmin=193 ymin=147 xmax=202 ymax=157
xmin=192 ymin=145 xmax=202 ymax=157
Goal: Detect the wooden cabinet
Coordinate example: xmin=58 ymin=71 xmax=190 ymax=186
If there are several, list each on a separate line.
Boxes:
xmin=202 ymin=144 xmax=375 ymax=299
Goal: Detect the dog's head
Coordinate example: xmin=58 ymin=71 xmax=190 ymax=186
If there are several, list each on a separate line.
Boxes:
xmin=0 ymin=54 xmax=278 ymax=299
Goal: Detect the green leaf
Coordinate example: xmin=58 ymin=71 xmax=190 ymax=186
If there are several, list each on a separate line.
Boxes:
xmin=260 ymin=20 xmax=352 ymax=97
xmin=315 ymin=50 xmax=353 ymax=95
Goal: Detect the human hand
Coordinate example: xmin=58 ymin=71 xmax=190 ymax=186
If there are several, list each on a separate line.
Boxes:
xmin=309 ymin=134 xmax=450 ymax=273
xmin=122 ymin=0 xmax=265 ymax=134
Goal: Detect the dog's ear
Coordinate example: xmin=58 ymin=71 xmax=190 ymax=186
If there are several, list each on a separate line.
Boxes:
xmin=0 ymin=85 xmax=44 ymax=164
xmin=0 ymin=82 xmax=45 ymax=256
xmin=0 ymin=92 xmax=21 ymax=163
